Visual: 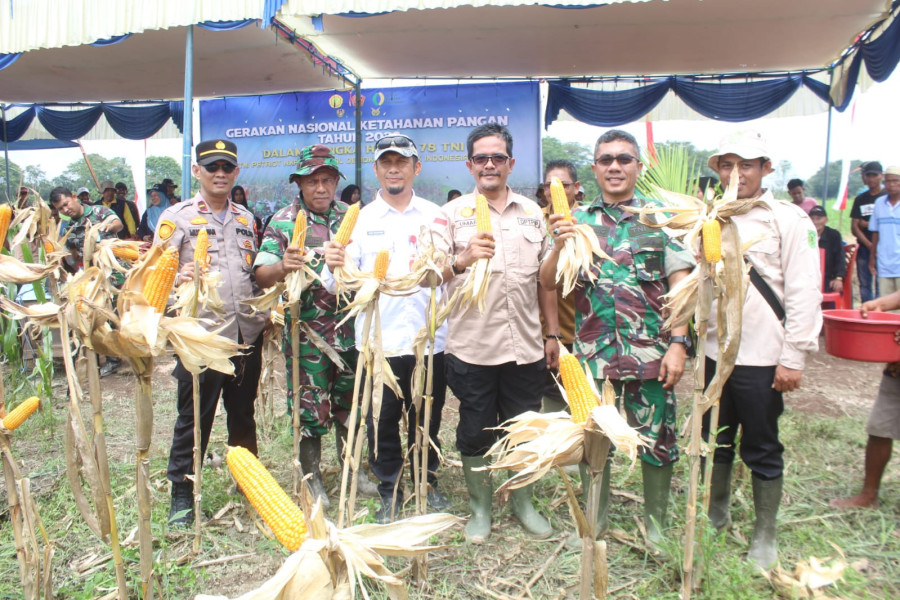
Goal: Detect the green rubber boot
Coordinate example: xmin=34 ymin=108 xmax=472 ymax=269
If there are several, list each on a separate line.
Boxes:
xmin=708 ymin=462 xmax=733 ymax=531
xmin=748 ymin=475 xmax=782 ymax=571
xmin=508 ymin=477 xmax=552 ymax=539
xmin=642 ymin=462 xmax=674 ymax=552
xmin=461 ymin=456 xmax=493 ymax=544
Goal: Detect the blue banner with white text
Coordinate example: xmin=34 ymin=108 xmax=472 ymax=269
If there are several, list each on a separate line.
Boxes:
xmin=199 ymin=82 xmax=540 ymax=218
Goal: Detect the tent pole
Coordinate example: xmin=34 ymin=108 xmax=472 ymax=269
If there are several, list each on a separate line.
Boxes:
xmin=354 ymin=80 xmax=362 ymax=192
xmin=182 ymin=25 xmax=194 ymax=198
xmin=2 ymin=105 xmax=11 ymax=203
xmin=822 ymin=71 xmax=834 ymax=206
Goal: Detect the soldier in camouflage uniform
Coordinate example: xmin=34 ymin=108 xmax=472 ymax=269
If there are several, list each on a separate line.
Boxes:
xmin=541 ymin=129 xmax=694 ymax=550
xmin=254 ymin=144 xmax=376 ymax=505
xmin=49 ymin=186 xmax=126 ymax=376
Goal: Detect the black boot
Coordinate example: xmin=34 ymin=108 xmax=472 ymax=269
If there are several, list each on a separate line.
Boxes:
xmin=299 ymin=436 xmax=329 ymax=508
xmin=169 ymin=481 xmax=194 ymax=526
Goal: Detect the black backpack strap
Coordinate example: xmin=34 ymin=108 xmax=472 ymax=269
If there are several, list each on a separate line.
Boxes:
xmin=747 ymin=264 xmax=785 ymax=323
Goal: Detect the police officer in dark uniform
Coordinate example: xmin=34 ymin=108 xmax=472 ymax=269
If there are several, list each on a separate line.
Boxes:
xmin=154 ymin=140 xmax=266 ymax=525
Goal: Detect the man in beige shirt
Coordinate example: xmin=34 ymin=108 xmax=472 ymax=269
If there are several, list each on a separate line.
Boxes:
xmin=438 ymin=123 xmax=558 ymax=544
xmin=704 ymin=131 xmax=821 ymax=570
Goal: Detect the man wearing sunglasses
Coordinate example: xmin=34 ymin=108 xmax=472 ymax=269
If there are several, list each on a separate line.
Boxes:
xmin=542 ymin=129 xmax=694 ymax=553
xmin=255 ymin=144 xmax=378 ymax=508
xmin=437 ymin=123 xmax=557 ymax=543
xmin=155 ymin=139 xmax=266 ymax=526
xmin=703 ymin=130 xmax=820 ymax=570
xmin=323 ymin=134 xmax=450 ymax=522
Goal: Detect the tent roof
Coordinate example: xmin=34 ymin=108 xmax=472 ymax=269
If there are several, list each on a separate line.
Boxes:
xmin=280 ymin=0 xmax=891 ymax=79
xmin=0 ymin=23 xmax=347 ymax=103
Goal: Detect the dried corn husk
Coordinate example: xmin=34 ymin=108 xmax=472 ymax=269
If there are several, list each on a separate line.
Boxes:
xmin=243 ymin=282 xmax=286 ymax=315
xmin=554 ymin=223 xmax=613 ymax=298
xmin=0 ymin=253 xmax=59 ymax=284
xmin=92 ymin=238 xmax=142 ymax=275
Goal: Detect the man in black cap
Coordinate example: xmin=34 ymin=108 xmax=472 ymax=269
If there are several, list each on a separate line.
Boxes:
xmin=850 ymin=161 xmax=886 ymax=303
xmin=809 ymin=205 xmax=846 ymax=293
xmin=161 ymin=178 xmax=179 ymax=204
xmin=154 ymin=139 xmax=266 ymax=525
xmin=112 ymin=182 xmax=140 ymax=239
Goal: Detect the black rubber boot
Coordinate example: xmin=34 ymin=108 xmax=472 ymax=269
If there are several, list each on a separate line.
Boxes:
xmin=169 ymin=481 xmax=194 ymax=526
xmin=748 ymin=475 xmax=782 ymax=571
xmin=708 ymin=462 xmax=733 ymax=531
xmin=299 ymin=436 xmax=329 ymax=509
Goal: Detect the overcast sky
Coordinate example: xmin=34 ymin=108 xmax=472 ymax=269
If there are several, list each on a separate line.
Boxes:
xmin=7 ymin=69 xmax=899 ymax=186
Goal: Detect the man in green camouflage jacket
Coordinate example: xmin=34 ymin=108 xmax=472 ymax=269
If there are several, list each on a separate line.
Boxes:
xmin=254 ymin=144 xmax=375 ymax=505
xmin=541 ymin=129 xmax=694 ymax=551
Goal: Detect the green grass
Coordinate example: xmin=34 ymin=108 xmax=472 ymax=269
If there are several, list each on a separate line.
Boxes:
xmin=0 ymin=359 xmax=897 ymax=599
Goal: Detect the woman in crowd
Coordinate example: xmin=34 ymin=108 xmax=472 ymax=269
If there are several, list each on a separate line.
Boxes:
xmin=340 ymin=184 xmax=361 ymax=205
xmin=231 ymin=185 xmax=264 ymax=245
xmin=136 ymin=186 xmax=169 ymax=242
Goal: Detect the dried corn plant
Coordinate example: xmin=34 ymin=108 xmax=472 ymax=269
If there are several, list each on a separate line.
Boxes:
xmin=256 ymin=304 xmax=286 ymax=433
xmin=622 ymin=168 xmax=759 ymax=598
xmin=194 ymin=446 xmax=461 ymax=600
xmin=547 ymin=177 xmax=613 ymax=297
xmin=0 ymin=399 xmax=53 ymax=600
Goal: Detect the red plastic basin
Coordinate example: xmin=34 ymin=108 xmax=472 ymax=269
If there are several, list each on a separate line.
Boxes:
xmin=823 ymin=309 xmax=900 ymax=362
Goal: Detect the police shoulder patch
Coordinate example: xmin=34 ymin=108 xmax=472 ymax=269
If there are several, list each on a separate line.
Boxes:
xmin=158 ymin=220 xmax=176 ymax=241
xmin=460 ymin=206 xmax=474 ymax=218
xmin=235 ymin=216 xmax=249 ymax=226
xmin=190 ymin=216 xmax=208 ymax=225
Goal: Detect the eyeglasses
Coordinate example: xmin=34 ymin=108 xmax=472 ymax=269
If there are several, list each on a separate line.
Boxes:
xmin=300 ymin=176 xmax=337 ymax=188
xmin=541 ymin=181 xmax=574 ymax=190
xmin=594 ymin=153 xmax=639 ymax=167
xmin=375 ymin=135 xmax=415 ymax=150
xmin=202 ymin=163 xmax=237 ymax=173
xmin=470 ymin=154 xmax=510 ymax=167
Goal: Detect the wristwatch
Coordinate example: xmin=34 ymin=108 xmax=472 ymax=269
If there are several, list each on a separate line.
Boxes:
xmin=450 ymin=255 xmax=466 ymax=275
xmin=669 ymin=335 xmax=693 ymax=351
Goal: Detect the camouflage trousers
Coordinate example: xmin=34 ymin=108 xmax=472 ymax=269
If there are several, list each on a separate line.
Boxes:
xmin=283 ymin=326 xmax=358 ymax=439
xmin=601 ymin=378 xmax=678 ymax=467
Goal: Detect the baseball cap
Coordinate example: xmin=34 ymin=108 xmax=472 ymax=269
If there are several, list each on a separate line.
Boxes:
xmin=808 ymin=205 xmax=827 ymax=217
xmin=99 ymin=180 xmax=116 ymax=192
xmin=373 ymin=134 xmax=419 ymax=162
xmin=289 ymin=144 xmax=344 ymax=183
xmin=195 ymin=139 xmax=238 ymax=166
xmin=76 ymin=187 xmax=90 ymax=196
xmin=160 ymin=178 xmax=179 ymax=189
xmin=862 ymin=161 xmax=883 ymax=175
xmin=707 ymin=130 xmax=771 ymax=170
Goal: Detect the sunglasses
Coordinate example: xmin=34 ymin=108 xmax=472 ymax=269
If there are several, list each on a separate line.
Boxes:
xmin=375 ymin=135 xmax=415 ymax=150
xmin=541 ymin=181 xmax=574 ymax=190
xmin=594 ymin=153 xmax=639 ymax=167
xmin=202 ymin=162 xmax=237 ymax=173
xmin=470 ymin=154 xmax=510 ymax=167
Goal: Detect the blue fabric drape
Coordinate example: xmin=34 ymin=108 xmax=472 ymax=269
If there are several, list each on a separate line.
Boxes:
xmin=0 ymin=107 xmax=35 ymax=142
xmin=36 ymin=105 xmax=103 ymax=140
xmin=103 ymin=104 xmax=173 ymax=140
xmin=262 ymin=0 xmax=287 ymax=27
xmin=0 ymin=52 xmax=21 ymax=70
xmin=672 ymin=76 xmax=803 ymax=122
xmin=197 ymin=19 xmax=256 ymax=31
xmin=169 ymin=101 xmax=185 ymax=133
xmin=544 ymin=80 xmax=670 ymax=128
xmin=861 ymin=10 xmax=900 ymax=82
xmin=91 ymin=34 xmax=132 ymax=47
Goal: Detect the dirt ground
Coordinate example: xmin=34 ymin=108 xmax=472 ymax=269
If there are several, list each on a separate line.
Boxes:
xmin=1 ymin=334 xmax=891 ymax=598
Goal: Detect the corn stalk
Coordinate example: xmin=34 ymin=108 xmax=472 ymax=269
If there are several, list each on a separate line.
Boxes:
xmin=289 ymin=303 xmax=303 ymax=500
xmin=191 ymin=259 xmax=203 ymax=552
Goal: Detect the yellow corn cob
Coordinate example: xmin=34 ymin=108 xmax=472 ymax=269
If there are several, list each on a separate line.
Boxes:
xmin=549 ymin=177 xmax=571 ymax=221
xmin=373 ymin=249 xmax=390 ymax=279
xmin=702 ymin=219 xmax=722 ymax=263
xmin=291 ymin=211 xmax=307 ymax=248
xmin=143 ymin=247 xmax=179 ymax=313
xmin=193 ymin=229 xmax=209 ymax=266
xmin=3 ymin=396 xmax=40 ymax=431
xmin=43 ymin=240 xmax=54 ymax=255
xmin=559 ymin=354 xmax=598 ymax=424
xmin=333 ymin=203 xmax=359 ymax=246
xmin=0 ymin=204 xmax=12 ymax=242
xmin=226 ymin=446 xmax=308 ymax=551
xmin=113 ymin=246 xmax=140 ymax=262
xmin=476 ymin=195 xmax=491 ymax=234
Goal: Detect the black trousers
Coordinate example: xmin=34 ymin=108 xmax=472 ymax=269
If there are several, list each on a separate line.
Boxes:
xmin=446 ymin=354 xmax=546 ymax=457
xmin=366 ymin=353 xmax=446 ymax=501
xmin=167 ymin=333 xmax=263 ymax=483
xmin=702 ymin=357 xmax=784 ymax=481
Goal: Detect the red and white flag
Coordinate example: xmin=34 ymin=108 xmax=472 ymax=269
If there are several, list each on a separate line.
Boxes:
xmin=832 ymin=101 xmax=857 ymax=211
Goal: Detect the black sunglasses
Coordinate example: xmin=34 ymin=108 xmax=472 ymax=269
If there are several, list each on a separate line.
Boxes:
xmin=202 ymin=163 xmax=237 ymax=173
xmin=594 ymin=153 xmax=639 ymax=167
xmin=470 ymin=154 xmax=510 ymax=167
xmin=375 ymin=135 xmax=414 ymax=149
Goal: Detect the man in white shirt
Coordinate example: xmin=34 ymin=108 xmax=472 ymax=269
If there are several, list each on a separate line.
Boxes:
xmin=324 ymin=134 xmax=450 ymax=522
xmin=704 ymin=131 xmax=821 ymax=570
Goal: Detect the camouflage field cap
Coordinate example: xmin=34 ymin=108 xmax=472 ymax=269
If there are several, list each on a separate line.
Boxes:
xmin=289 ymin=144 xmax=345 ymax=183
